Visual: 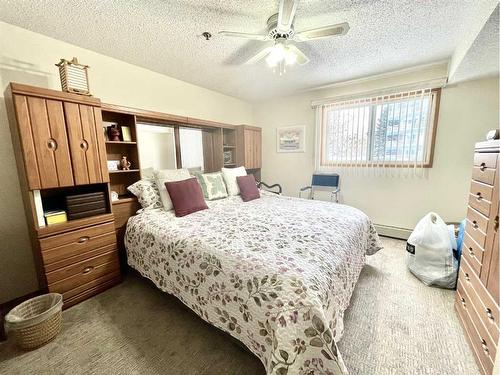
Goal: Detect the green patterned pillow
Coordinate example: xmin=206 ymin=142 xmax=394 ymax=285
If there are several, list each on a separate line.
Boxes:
xmin=196 ymin=172 xmax=228 ymax=200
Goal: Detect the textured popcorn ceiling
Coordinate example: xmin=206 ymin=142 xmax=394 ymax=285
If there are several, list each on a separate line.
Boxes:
xmin=0 ymin=0 xmax=497 ymax=101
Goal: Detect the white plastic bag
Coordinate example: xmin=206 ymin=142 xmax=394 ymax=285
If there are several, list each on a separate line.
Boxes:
xmin=406 ymin=212 xmax=458 ymax=288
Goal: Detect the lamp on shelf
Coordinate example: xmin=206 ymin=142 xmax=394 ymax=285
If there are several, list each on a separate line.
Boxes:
xmin=55 ymin=57 xmax=91 ymax=96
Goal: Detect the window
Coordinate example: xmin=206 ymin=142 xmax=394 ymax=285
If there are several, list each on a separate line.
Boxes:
xmin=316 ymin=89 xmax=440 ymax=169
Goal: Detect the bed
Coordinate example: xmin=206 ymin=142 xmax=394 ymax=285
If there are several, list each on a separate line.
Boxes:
xmin=125 ymin=192 xmax=382 ymax=374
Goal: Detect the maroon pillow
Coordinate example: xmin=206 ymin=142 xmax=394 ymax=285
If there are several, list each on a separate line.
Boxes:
xmin=237 ymin=175 xmax=260 ymax=202
xmin=165 ymin=178 xmax=208 ymax=217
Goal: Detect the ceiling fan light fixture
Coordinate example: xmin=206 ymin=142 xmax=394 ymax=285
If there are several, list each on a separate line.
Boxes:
xmin=284 ymin=48 xmax=297 ymax=65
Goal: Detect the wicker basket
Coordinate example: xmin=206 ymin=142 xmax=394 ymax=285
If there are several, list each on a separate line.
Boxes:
xmin=4 ymin=293 xmax=63 ymax=350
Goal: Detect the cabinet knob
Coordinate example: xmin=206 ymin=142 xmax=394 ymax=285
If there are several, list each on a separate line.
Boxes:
xmin=479 ymin=163 xmax=486 ymax=171
xmin=475 ymin=192 xmax=482 ymax=201
xmin=82 ymin=266 xmax=94 ymax=274
xmin=468 ymin=247 xmax=474 ymax=257
xmin=472 ymin=220 xmax=478 ymax=229
xmin=485 ymin=308 xmax=494 ymax=321
xmin=494 ymin=216 xmax=499 ymax=232
xmin=460 ymin=297 xmax=466 ymax=308
xmin=47 ymin=138 xmax=58 ymax=151
xmin=77 ymin=236 xmax=89 ymax=243
xmin=464 ymin=273 xmax=470 ymax=282
xmin=80 ymin=139 xmax=88 ymax=151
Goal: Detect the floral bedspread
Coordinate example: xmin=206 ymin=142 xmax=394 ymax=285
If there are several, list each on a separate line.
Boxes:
xmin=125 ymin=192 xmax=382 ymax=374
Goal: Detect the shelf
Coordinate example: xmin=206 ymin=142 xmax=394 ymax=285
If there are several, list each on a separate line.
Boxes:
xmin=223 ymin=145 xmax=236 ymax=149
xmin=109 ymin=169 xmax=140 ymax=174
xmin=112 ymin=196 xmax=137 ymax=205
xmin=105 ymin=141 xmax=137 ymax=145
xmin=224 ymin=163 xmax=236 ymax=166
xmin=37 ymin=213 xmax=114 ymax=238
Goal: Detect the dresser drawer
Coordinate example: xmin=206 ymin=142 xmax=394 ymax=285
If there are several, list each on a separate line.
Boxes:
xmin=40 ymin=222 xmax=116 ymax=265
xmin=472 ymin=165 xmax=496 ymax=185
xmin=469 ymin=181 xmax=494 ymax=217
xmin=455 ymin=289 xmax=494 ymax=375
xmin=462 ymin=233 xmax=483 ymax=275
xmin=48 ymin=256 xmax=120 ymax=294
xmin=466 ymin=219 xmax=487 ymax=248
xmin=474 ymin=152 xmax=498 ymax=169
xmin=467 ymin=206 xmax=489 ymax=234
xmin=457 ymin=281 xmax=497 ymax=361
xmin=459 ymin=258 xmax=499 ymax=343
xmin=46 ymin=250 xmax=118 ymax=284
xmin=40 ymin=222 xmax=115 ymax=250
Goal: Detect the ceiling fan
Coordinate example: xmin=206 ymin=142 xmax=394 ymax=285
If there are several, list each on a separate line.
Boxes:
xmin=218 ymin=0 xmax=349 ymax=73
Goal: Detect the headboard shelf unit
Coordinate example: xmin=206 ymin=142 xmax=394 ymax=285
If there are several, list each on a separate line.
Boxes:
xmin=101 ymin=108 xmax=141 ymax=200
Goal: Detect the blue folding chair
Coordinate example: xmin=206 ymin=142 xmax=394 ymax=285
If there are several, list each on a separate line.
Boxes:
xmin=299 ymin=173 xmax=340 ymax=202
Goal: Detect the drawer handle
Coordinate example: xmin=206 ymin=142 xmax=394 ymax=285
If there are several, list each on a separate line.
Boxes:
xmin=479 ymin=163 xmax=486 ymax=171
xmin=475 ymin=192 xmax=482 ymax=201
xmin=460 ymin=297 xmax=466 ymax=308
xmin=468 ymin=247 xmax=474 ymax=257
xmin=495 ymin=216 xmax=499 ymax=232
xmin=481 ymin=339 xmax=489 ymax=356
xmin=464 ymin=273 xmax=470 ymax=282
xmin=472 ymin=220 xmax=478 ymax=229
xmin=77 ymin=236 xmax=90 ymax=243
xmin=82 ymin=266 xmax=94 ymax=274
xmin=485 ymin=308 xmax=494 ymax=322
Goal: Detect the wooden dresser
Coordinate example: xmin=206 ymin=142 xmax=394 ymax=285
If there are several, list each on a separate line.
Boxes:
xmin=5 ymin=83 xmax=121 ymax=308
xmin=455 ymin=139 xmax=499 ymax=374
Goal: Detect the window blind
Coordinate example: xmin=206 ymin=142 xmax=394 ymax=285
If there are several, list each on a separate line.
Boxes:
xmin=316 ymin=88 xmax=440 ymax=175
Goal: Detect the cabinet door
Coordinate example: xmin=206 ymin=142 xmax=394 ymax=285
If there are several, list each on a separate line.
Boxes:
xmin=243 ymin=129 xmax=262 ymax=169
xmin=13 ymin=95 xmax=74 ymax=189
xmin=64 ymin=102 xmax=108 ymax=185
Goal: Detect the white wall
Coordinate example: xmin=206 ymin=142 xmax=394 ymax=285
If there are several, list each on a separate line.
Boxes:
xmin=254 ymin=69 xmax=499 ymax=231
xmin=0 ymin=22 xmax=254 ymax=303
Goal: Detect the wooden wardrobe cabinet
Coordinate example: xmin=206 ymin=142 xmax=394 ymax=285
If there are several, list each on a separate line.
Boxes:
xmin=455 ymin=139 xmax=499 ymax=375
xmin=236 ymin=125 xmax=262 ymax=170
xmin=5 ymin=83 xmax=120 ymax=309
xmin=10 ymin=83 xmax=109 ymax=189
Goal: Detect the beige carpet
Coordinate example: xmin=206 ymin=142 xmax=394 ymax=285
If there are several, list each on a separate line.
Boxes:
xmin=0 ymin=237 xmax=479 ymax=375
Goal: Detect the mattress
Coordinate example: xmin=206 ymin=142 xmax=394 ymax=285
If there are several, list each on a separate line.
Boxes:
xmin=125 ymin=192 xmax=382 ymax=374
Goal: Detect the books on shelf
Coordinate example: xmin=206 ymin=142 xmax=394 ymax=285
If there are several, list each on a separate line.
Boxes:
xmin=44 ymin=210 xmax=67 ymax=225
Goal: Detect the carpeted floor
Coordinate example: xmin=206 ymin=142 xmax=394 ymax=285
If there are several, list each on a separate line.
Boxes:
xmin=0 ymin=237 xmax=479 ymax=375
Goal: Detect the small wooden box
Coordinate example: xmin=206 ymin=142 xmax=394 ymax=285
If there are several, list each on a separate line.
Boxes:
xmin=65 ymin=191 xmax=107 ymax=220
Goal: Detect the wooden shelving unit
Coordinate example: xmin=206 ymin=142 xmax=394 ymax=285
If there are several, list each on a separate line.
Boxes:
xmin=102 ymin=109 xmax=141 ymax=198
xmin=223 ymin=129 xmax=236 ymax=167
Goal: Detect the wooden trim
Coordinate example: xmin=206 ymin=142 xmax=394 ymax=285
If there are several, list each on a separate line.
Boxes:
xmin=425 ymin=88 xmax=441 ymax=168
xmin=476 ymin=139 xmax=500 ymax=153
xmin=102 ymin=102 xmax=239 ymax=130
xmin=174 ymin=126 xmax=182 ymax=168
xmin=10 ymin=83 xmax=100 ymax=106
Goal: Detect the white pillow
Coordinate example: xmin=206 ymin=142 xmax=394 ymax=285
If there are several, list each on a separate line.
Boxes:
xmin=221 ymin=167 xmax=247 ymax=196
xmin=154 ymin=168 xmax=191 ymax=210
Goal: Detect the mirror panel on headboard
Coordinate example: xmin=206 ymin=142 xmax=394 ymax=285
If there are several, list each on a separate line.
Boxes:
xmin=136 ymin=123 xmax=177 ymax=177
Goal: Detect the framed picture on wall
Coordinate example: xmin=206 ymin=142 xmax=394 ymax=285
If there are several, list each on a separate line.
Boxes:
xmin=277 ymin=125 xmax=305 ymax=153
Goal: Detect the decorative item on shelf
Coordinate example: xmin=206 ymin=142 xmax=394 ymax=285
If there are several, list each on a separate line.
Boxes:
xmin=224 ymin=150 xmax=233 ymax=164
xmin=120 ymin=156 xmax=131 ymax=170
xmin=107 ymin=160 xmax=120 ymax=171
xmin=110 ymin=191 xmax=119 ymax=202
xmin=486 ymin=129 xmax=499 ymax=140
xmin=121 ymin=126 xmax=132 ymax=142
xmin=107 ymin=124 xmax=120 ymax=141
xmin=55 ymin=57 xmax=91 ymax=96
xmin=277 ymin=125 xmax=306 ymax=153
xmin=43 ymin=210 xmax=67 ymax=225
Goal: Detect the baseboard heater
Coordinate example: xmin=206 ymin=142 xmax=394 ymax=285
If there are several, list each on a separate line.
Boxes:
xmin=374 ymin=224 xmax=412 ymax=240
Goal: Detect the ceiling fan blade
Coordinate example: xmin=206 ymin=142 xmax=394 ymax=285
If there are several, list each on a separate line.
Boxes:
xmin=277 ymin=0 xmax=299 ymax=32
xmin=287 ymin=44 xmax=309 ymax=65
xmin=218 ymin=31 xmax=269 ymax=41
xmin=245 ymin=46 xmax=274 ymax=64
xmin=295 ymin=22 xmax=350 ymax=41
